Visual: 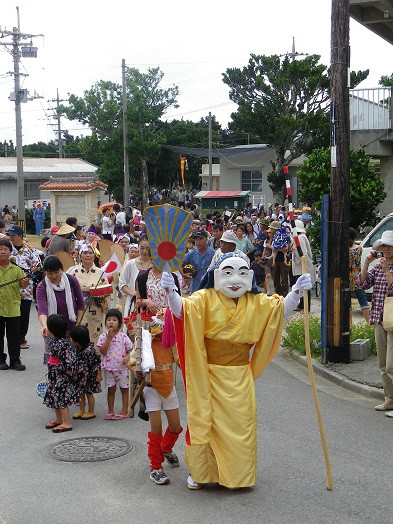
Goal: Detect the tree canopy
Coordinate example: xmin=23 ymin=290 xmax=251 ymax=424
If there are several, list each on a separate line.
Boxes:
xmin=297 ymin=147 xmax=386 ymax=227
xmin=222 ymin=53 xmax=369 ymax=198
xmin=60 ymin=67 xmax=179 ymax=206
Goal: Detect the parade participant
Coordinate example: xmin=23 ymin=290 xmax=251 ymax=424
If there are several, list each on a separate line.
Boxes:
xmin=359 ymin=230 xmax=393 ymax=414
xmin=162 ymin=253 xmax=311 ymax=489
xmin=43 ymin=314 xmax=79 ymax=432
xmin=291 ymin=220 xmax=315 ymax=312
xmin=349 ymin=227 xmax=369 ymax=323
xmin=207 ymin=224 xmax=223 ymax=250
xmin=97 ymin=309 xmax=132 ymax=420
xmin=36 ymin=255 xmax=85 ymax=364
xmin=47 ymin=224 xmax=75 ymax=255
xmin=182 ymin=230 xmax=214 ymax=293
xmin=66 ymin=244 xmax=109 ymax=350
xmin=209 ymin=230 xmax=248 ymax=268
xmin=271 ymin=222 xmax=292 ymax=297
xmin=128 ymin=244 xmax=139 ymax=260
xmin=8 ymin=225 xmax=42 ymax=350
xmin=70 ymin=325 xmax=102 ymax=420
xmin=33 ymin=201 xmax=46 ymax=236
xmin=235 ymin=224 xmax=254 ymax=256
xmin=102 ymin=207 xmax=115 ymax=240
xmin=119 ymin=236 xmax=153 ymax=315
xmin=0 ymin=239 xmax=29 ymax=370
xmin=135 ymin=264 xmax=182 ymax=485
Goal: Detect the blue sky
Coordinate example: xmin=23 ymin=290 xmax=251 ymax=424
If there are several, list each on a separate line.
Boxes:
xmin=0 ymin=0 xmax=392 ymax=145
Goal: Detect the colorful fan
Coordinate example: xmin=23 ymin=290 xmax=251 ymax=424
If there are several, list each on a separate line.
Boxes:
xmin=143 ymin=204 xmax=193 ymax=272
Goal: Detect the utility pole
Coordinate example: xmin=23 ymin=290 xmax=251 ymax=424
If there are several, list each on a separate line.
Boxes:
xmin=327 ymin=0 xmax=351 ymax=363
xmin=0 ymin=8 xmax=43 ymax=230
xmin=48 ymin=89 xmax=67 ymax=158
xmin=122 ymin=59 xmax=130 ymax=212
xmin=208 ymin=112 xmax=212 ymax=191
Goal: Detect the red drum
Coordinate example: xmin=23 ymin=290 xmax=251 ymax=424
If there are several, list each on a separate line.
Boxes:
xmin=89 ymin=284 xmax=113 ymax=297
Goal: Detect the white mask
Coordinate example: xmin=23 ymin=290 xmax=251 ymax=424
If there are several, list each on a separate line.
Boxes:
xmin=214 ymin=256 xmax=253 ymax=298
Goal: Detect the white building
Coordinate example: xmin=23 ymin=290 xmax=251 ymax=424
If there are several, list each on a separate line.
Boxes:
xmin=0 ymin=157 xmax=105 ymax=209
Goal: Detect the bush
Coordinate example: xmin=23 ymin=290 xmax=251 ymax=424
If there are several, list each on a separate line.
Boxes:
xmin=282 ymin=315 xmax=376 ymax=358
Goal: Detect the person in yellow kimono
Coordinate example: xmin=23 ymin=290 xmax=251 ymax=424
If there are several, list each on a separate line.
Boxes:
xmin=161 ymin=252 xmax=311 ymax=490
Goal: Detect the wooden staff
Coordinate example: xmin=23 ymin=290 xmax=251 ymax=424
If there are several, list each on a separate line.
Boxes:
xmin=284 ymin=165 xmax=333 ymax=491
xmin=128 ymin=310 xmax=143 ymax=417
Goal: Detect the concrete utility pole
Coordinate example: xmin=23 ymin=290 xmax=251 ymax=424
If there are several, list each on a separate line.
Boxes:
xmin=122 ymin=59 xmax=130 ymax=212
xmin=0 ymin=8 xmax=43 ymax=230
xmin=327 ymin=0 xmax=351 ymax=363
xmin=48 ymin=89 xmax=67 ymax=158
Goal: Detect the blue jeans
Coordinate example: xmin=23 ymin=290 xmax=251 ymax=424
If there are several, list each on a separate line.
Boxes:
xmin=352 ymin=289 xmax=369 ymax=309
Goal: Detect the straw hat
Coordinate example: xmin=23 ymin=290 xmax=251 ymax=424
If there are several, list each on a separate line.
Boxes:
xmin=267 ymin=220 xmax=281 ymax=232
xmin=57 ymin=223 xmax=75 ymax=236
xmin=372 ymin=230 xmax=393 ymax=250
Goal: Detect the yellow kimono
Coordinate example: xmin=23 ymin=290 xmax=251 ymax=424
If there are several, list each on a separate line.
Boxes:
xmin=175 ymin=288 xmax=284 ymax=489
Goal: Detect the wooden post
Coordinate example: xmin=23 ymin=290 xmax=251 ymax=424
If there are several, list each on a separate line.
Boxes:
xmin=327 ymin=0 xmax=351 ymax=363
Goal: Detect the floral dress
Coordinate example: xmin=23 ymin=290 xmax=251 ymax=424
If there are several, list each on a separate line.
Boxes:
xmin=77 ymin=344 xmax=102 ymax=395
xmin=44 ymin=338 xmax=80 ymax=409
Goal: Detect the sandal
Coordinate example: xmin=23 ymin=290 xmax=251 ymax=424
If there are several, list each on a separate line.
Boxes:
xmin=80 ymin=413 xmax=96 ymax=420
xmin=52 ymin=425 xmax=73 ymax=433
xmin=45 ymin=421 xmax=61 ymax=429
xmin=375 ymin=403 xmax=393 ymax=411
xmin=20 ymin=342 xmax=29 ymax=349
xmin=111 ymin=413 xmax=128 ymax=420
xmin=72 ymin=412 xmax=84 ymax=419
xmin=104 ymin=413 xmax=115 ymax=420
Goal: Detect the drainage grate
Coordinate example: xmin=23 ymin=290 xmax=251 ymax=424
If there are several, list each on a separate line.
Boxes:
xmin=47 ymin=436 xmax=134 ymax=462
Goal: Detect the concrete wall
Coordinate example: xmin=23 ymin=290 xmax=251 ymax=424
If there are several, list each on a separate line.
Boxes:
xmin=379 ymin=157 xmax=393 ymax=216
xmin=49 ymin=189 xmax=102 ymax=227
xmin=0 ymin=180 xmax=18 ymax=209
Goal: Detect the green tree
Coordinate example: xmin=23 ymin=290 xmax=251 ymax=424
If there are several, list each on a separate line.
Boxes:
xmin=222 ymin=54 xmax=369 ymax=198
xmin=297 ymin=147 xmax=386 ymax=228
xmin=60 ymin=67 xmax=179 ymax=206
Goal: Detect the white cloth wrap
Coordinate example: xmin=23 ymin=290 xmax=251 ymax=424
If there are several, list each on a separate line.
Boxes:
xmin=45 ymin=273 xmax=77 ymax=322
xmin=141 ymin=328 xmax=155 ymax=374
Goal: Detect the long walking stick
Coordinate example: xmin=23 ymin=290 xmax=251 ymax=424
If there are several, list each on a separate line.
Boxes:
xmin=284 ymin=166 xmax=333 ymax=491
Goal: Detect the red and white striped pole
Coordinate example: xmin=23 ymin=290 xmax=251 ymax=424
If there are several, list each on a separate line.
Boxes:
xmin=283 ymin=165 xmax=332 ymax=491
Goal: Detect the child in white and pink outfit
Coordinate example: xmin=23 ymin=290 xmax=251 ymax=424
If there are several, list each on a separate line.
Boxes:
xmin=97 ymin=309 xmax=132 ymax=420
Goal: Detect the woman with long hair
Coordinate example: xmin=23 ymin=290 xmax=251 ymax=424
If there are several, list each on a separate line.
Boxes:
xmin=119 ymin=235 xmax=153 ymax=316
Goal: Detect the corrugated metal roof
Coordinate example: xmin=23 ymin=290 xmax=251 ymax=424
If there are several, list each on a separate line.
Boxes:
xmin=194 ymin=191 xmax=250 ymax=198
xmin=0 ymin=157 xmax=97 ymax=173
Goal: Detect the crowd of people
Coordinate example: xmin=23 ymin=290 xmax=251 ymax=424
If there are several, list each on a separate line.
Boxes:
xmin=0 ymin=195 xmax=392 ymax=488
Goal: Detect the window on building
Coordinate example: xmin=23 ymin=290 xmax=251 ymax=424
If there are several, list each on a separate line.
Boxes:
xmin=241 ymin=170 xmax=262 ymax=192
xmin=24 ymin=181 xmax=40 ymax=199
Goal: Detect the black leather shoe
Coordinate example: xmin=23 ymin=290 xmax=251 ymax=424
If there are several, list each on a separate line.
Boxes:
xmin=0 ymin=362 xmax=9 ymax=370
xmin=9 ymin=361 xmax=26 ymax=371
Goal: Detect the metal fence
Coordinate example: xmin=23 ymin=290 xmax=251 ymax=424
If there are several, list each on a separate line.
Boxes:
xmin=349 ymin=87 xmax=392 ymax=131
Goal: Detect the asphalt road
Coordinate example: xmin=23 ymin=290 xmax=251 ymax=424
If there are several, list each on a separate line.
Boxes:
xmin=0 ymin=312 xmax=391 ymax=524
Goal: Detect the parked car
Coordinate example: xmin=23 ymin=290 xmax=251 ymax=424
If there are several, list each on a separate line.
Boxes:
xmin=359 ymin=213 xmax=393 ymax=297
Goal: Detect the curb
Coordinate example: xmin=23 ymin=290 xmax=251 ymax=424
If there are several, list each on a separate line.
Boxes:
xmin=284 ymin=349 xmax=384 ymax=401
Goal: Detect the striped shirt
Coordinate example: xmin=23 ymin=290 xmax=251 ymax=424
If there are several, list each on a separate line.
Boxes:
xmin=358 ymin=264 xmax=393 ymax=326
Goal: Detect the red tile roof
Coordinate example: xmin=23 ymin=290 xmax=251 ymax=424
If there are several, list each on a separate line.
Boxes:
xmin=39 ymin=178 xmax=107 ymax=191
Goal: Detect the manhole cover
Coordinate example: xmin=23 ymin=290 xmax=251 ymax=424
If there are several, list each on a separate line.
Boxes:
xmin=48 ymin=436 xmax=134 ymax=462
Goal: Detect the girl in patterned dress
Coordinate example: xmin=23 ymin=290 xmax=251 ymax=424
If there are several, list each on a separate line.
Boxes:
xmin=97 ymin=309 xmax=132 ymax=420
xmin=43 ymin=314 xmax=79 ymax=433
xmin=70 ymin=325 xmax=102 ymax=421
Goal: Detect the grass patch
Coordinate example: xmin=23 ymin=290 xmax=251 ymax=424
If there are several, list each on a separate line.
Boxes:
xmin=282 ymin=315 xmax=376 ymax=357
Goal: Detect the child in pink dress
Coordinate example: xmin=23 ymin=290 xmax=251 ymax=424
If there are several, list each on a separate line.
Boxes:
xmin=97 ymin=309 xmax=132 ymax=420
